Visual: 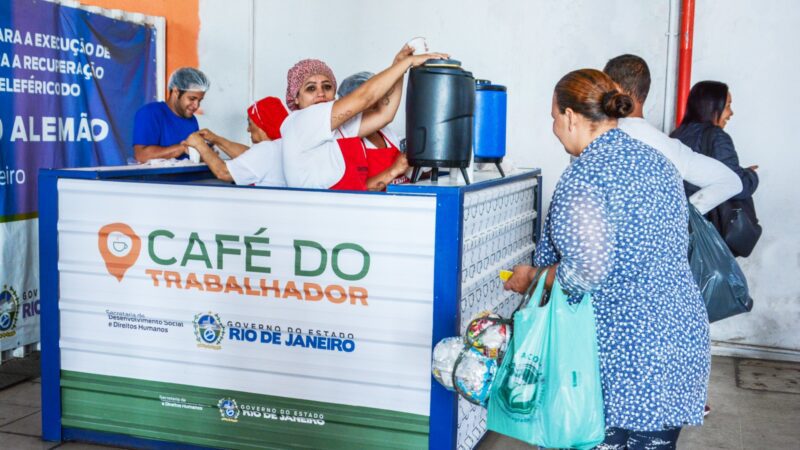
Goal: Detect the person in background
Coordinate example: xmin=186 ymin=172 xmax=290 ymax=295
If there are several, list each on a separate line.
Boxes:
xmin=504 ymin=69 xmax=709 ymax=449
xmin=671 ymin=81 xmax=758 ymax=204
xmin=183 ymin=96 xmax=288 ymax=187
xmin=604 ymin=55 xmax=741 ymax=214
xmin=607 ymin=59 xmax=746 ymax=419
xmin=337 ymin=71 xmax=409 ymax=187
xmin=279 ymin=44 xmax=445 ymax=191
xmin=133 ymin=67 xmax=210 ymax=163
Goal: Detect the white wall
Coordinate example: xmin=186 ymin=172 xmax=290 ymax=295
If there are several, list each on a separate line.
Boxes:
xmin=197 ymin=0 xmax=252 ymax=146
xmin=196 ymin=0 xmax=799 ymax=357
xmin=692 ymin=0 xmax=800 ymax=355
xmin=199 ymin=0 xmax=672 ymax=198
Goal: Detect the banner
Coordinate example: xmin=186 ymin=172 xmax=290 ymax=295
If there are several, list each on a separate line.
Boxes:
xmin=56 ymin=179 xmax=437 ymax=448
xmin=0 ymin=0 xmax=157 ymax=351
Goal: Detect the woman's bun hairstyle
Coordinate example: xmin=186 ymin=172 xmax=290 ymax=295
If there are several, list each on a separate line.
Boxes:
xmin=555 ymin=69 xmax=634 ymax=122
xmin=602 ymin=90 xmax=634 ymax=118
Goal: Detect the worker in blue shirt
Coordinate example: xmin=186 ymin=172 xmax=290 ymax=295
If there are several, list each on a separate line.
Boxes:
xmin=132 ymin=67 xmax=210 ymax=162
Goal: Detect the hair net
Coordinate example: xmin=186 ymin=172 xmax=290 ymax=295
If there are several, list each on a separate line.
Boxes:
xmin=338 ymin=71 xmax=375 ymax=98
xmin=285 ymin=59 xmax=337 ymax=111
xmin=168 ymin=67 xmax=210 ymax=92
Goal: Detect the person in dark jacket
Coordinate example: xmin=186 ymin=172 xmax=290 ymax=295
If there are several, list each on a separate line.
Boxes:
xmin=671 ymin=81 xmax=758 ymax=200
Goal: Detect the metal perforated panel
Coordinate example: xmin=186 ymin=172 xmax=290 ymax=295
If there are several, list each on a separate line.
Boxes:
xmin=456 ymin=178 xmax=537 ymax=450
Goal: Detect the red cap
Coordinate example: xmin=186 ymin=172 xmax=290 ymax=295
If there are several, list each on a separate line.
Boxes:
xmin=247 ymin=97 xmax=289 ymax=140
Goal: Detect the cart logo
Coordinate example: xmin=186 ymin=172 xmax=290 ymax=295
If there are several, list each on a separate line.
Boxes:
xmin=98 ymin=223 xmax=141 ymax=282
xmin=193 ymin=312 xmax=225 ymax=349
xmin=218 ymin=398 xmax=240 ymax=422
xmin=0 ymin=285 xmax=20 ymax=338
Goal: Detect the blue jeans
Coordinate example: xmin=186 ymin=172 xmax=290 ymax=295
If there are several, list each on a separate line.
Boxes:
xmin=593 ymin=427 xmax=682 ymax=450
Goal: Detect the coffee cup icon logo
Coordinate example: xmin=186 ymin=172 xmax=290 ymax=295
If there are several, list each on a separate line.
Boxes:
xmin=108 ymin=231 xmax=133 ymax=257
xmin=98 ymin=223 xmax=141 ymax=281
xmin=112 ymin=240 xmax=129 ymax=253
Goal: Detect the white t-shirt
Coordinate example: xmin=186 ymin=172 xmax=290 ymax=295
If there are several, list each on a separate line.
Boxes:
xmin=280 ymin=101 xmax=362 ymax=189
xmin=225 ymin=140 xmax=287 ymax=187
xmin=363 ymin=126 xmax=400 ymax=149
xmin=618 ymin=117 xmax=742 ymax=214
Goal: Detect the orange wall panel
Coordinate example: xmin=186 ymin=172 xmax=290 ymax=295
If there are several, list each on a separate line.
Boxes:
xmin=77 ymin=0 xmax=200 ymax=92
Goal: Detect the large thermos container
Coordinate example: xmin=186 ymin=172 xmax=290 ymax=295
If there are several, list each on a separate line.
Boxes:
xmin=473 ymin=79 xmax=507 ymax=177
xmin=405 ymin=59 xmax=475 ymax=183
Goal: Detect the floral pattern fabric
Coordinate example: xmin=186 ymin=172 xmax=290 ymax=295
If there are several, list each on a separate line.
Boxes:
xmin=534 ymin=128 xmax=710 ymax=431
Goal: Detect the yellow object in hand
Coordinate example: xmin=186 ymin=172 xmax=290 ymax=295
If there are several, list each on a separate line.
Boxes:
xmin=499 ymin=270 xmax=513 ymax=282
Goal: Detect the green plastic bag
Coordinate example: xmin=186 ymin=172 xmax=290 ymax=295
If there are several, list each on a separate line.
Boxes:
xmin=487 ymin=272 xmax=605 ymax=449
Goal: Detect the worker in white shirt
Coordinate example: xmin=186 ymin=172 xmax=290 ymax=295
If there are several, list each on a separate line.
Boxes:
xmin=604 ymin=54 xmax=741 ymax=214
xmin=279 ymin=45 xmax=446 ymax=191
xmin=184 ymin=96 xmax=288 ymax=187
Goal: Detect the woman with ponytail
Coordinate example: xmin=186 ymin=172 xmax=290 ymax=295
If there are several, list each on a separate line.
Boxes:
xmin=504 ymin=69 xmax=709 ymax=449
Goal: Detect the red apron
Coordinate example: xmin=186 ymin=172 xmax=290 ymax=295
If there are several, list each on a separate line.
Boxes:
xmin=366 ymin=131 xmax=409 ymax=185
xmin=329 ymin=134 xmax=369 ymax=191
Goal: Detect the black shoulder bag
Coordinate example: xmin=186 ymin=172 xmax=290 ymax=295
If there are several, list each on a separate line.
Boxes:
xmin=699 ymin=127 xmax=763 ymax=257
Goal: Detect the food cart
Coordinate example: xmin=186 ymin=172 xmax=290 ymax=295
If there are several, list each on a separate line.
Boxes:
xmin=39 ymin=164 xmax=541 ymax=449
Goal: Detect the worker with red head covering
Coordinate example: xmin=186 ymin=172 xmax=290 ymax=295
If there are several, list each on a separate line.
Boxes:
xmin=183 ymin=96 xmax=289 ymax=187
xmin=246 ymin=96 xmax=289 ymax=141
xmin=279 ymin=44 xmax=447 ymax=191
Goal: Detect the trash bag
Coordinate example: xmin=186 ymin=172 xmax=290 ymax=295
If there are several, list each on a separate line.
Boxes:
xmin=688 ymin=204 xmax=754 ymax=322
xmin=465 ymin=311 xmax=511 ymax=360
xmin=451 ymin=347 xmax=497 ymax=406
xmin=431 ymin=311 xmax=511 ymax=406
xmin=487 ymin=271 xmax=604 ymax=450
xmin=431 ymin=337 xmax=464 ymax=390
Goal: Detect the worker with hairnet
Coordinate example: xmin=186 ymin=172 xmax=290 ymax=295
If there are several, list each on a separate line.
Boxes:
xmin=337 ymin=71 xmax=409 ymax=188
xmin=132 ymin=67 xmax=210 ymax=162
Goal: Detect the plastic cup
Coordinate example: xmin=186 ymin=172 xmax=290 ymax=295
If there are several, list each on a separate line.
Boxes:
xmin=406 ymin=36 xmax=428 ymax=55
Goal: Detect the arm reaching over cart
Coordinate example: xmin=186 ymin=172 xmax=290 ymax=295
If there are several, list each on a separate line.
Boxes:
xmin=279 ymin=44 xmax=447 ymax=190
xmin=185 ymin=97 xmax=289 ymax=187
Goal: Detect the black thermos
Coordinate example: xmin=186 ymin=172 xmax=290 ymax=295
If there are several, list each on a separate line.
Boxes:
xmin=405 ymin=59 xmax=475 ymax=184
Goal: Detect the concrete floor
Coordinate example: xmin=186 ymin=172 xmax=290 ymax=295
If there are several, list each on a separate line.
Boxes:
xmin=0 ymin=356 xmax=797 ymax=449
xmin=0 ymin=376 xmax=114 ymax=449
xmin=479 ymin=356 xmax=800 ymax=450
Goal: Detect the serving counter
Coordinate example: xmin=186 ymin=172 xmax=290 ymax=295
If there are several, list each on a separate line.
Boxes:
xmin=38 ymin=164 xmax=541 ymax=450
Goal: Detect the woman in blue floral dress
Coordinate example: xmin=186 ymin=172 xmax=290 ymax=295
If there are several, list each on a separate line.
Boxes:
xmin=505 ymin=69 xmax=710 ymax=449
